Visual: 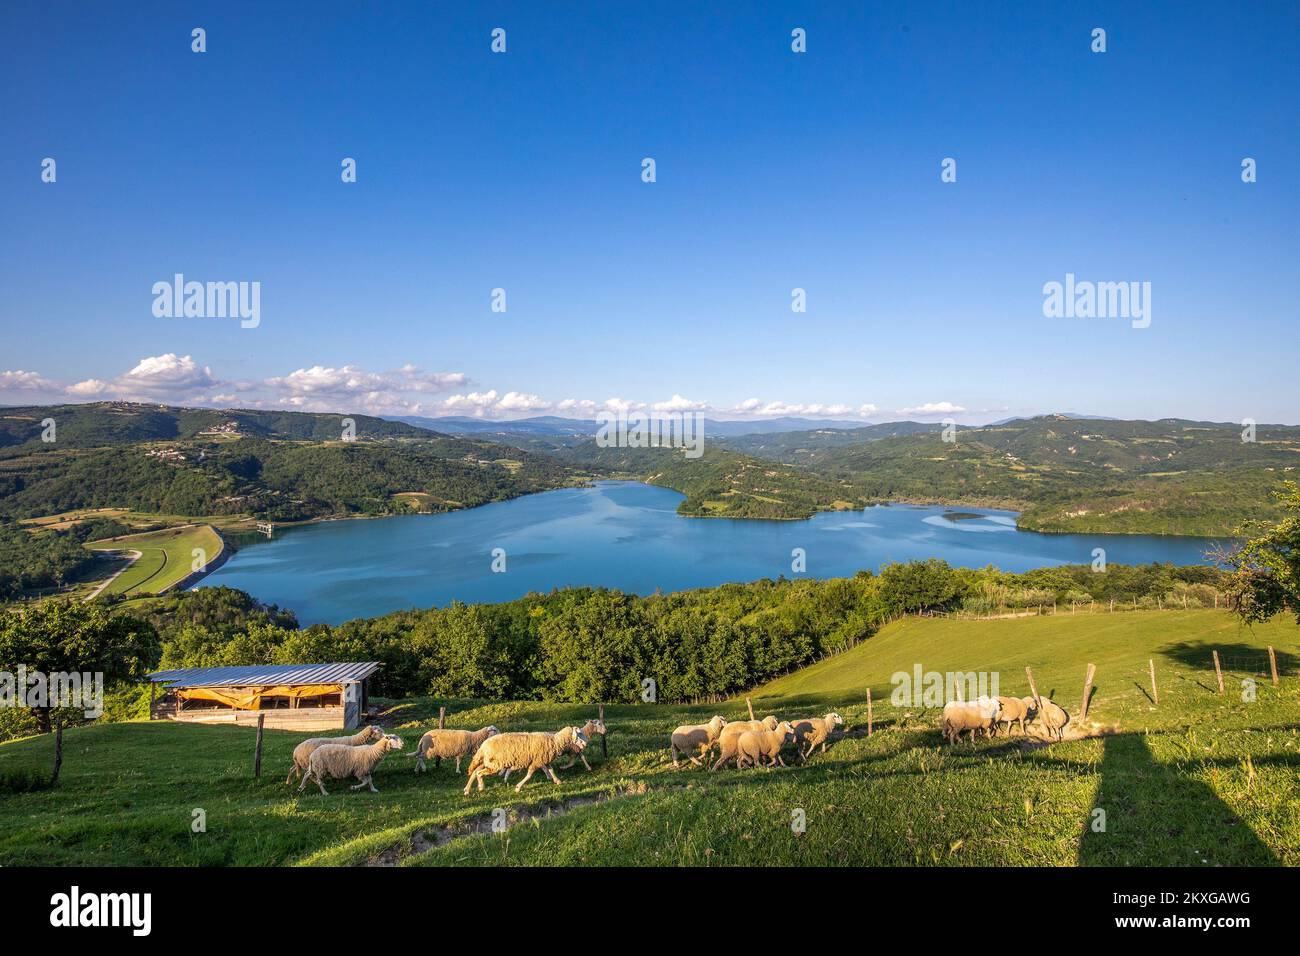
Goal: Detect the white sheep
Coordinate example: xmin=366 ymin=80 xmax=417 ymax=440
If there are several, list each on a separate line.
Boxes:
xmin=504 ymin=718 xmax=604 ymax=782
xmin=711 ymin=716 xmax=780 ymax=771
xmin=408 ymin=725 xmax=500 ymax=773
xmin=285 ymin=725 xmax=383 ymax=784
xmin=992 ymin=696 xmax=1036 ymax=736
xmin=735 ymin=721 xmax=797 ymax=769
xmin=464 ymin=727 xmax=587 ymax=794
xmin=299 ymin=734 xmax=405 ymax=795
xmin=1035 ymin=697 xmax=1070 ymax=740
xmin=669 ymin=715 xmax=728 ymax=768
xmin=941 ymin=697 xmax=1001 ymax=744
xmin=790 ymin=712 xmax=844 ymax=760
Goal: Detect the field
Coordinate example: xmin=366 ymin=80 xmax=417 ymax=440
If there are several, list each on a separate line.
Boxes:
xmin=0 ymin=610 xmax=1295 ymax=866
xmin=85 ymin=525 xmax=225 ymax=596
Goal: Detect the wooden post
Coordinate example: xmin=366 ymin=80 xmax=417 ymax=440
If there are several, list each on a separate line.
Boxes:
xmin=148 ymin=680 xmax=156 ymax=720
xmin=1268 ymin=646 xmax=1279 ymax=687
xmin=253 ymin=712 xmax=265 ymax=778
xmin=599 ymin=703 xmax=607 ymax=758
xmin=1080 ymin=663 xmax=1096 ymax=720
xmin=746 ymin=697 xmax=755 ymax=720
xmin=866 ymin=687 xmax=873 ymax=737
xmin=51 ymin=717 xmax=64 ymax=786
xmin=1213 ymin=650 xmax=1225 ymax=695
xmin=1024 ymin=666 xmax=1041 ymax=710
xmin=435 ymin=706 xmax=446 ymax=768
xmin=1149 ymin=659 xmax=1159 ymax=705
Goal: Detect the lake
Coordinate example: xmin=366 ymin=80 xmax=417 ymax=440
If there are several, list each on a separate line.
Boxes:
xmin=200 ymin=481 xmax=1225 ymax=625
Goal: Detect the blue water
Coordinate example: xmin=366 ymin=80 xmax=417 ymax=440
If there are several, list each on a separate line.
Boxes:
xmin=200 ymin=481 xmax=1225 ymax=625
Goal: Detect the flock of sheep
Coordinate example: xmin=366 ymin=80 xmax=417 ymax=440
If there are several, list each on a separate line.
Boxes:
xmin=941 ymin=694 xmax=1070 ymax=743
xmin=669 ymin=712 xmax=844 ymax=770
xmin=282 ymin=694 xmax=1071 ymax=796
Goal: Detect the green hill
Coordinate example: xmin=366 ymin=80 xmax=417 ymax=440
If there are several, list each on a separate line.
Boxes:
xmin=721 ymin=415 xmax=1300 ymax=534
xmin=0 ymin=610 xmax=1294 ymax=867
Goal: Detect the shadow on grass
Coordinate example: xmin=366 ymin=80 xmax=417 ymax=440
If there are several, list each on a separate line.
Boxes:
xmin=1159 ymin=641 xmax=1295 ymax=676
xmin=1077 ymin=732 xmax=1278 ymax=866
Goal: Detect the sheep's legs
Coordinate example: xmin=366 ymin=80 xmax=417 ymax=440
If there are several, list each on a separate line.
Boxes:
xmin=455 ymin=756 xmax=462 ymax=773
xmin=544 ymin=765 xmax=561 ymax=785
xmin=286 ymin=765 xmax=299 ymax=784
xmin=513 ymin=766 xmax=539 ymax=791
xmin=580 ymin=754 xmax=592 ymax=771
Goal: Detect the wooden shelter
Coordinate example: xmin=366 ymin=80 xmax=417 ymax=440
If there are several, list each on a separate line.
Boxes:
xmin=146 ymin=662 xmax=381 ymax=731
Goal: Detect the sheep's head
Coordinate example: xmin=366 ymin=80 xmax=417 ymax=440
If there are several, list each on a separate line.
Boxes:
xmin=708 ymin=715 xmax=727 ymax=734
xmin=485 ymin=725 xmax=501 ymax=738
xmin=383 ymin=734 xmax=404 ymax=751
xmin=1021 ymin=696 xmax=1038 ymax=713
xmin=776 ymin=721 xmax=796 ymax=742
xmin=826 ymin=712 xmax=843 ymax=726
xmin=571 ymin=729 xmax=589 ymax=750
xmin=362 ymin=725 xmax=383 ymax=742
xmin=761 ymin=715 xmax=779 ymax=730
xmin=588 ymin=719 xmax=607 ymax=736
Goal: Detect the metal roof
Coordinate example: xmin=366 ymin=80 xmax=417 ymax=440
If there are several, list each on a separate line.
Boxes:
xmin=146 ymin=662 xmax=381 ymax=688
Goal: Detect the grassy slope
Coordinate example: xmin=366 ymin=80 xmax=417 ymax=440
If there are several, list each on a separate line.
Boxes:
xmin=0 ymin=611 xmax=1296 ymax=867
xmin=87 ymin=525 xmax=224 ymax=596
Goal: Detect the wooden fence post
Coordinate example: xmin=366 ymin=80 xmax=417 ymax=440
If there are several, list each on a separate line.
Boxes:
xmin=435 ymin=706 xmax=446 ymax=768
xmin=1149 ymin=659 xmax=1159 ymax=705
xmin=1213 ymin=650 xmax=1225 ymax=695
xmin=1268 ymin=646 xmax=1279 ymax=687
xmin=599 ymin=703 xmax=607 ymax=758
xmin=1024 ymin=666 xmax=1041 ymax=710
xmin=51 ymin=717 xmax=64 ymax=786
xmin=1080 ymin=663 xmax=1096 ymax=721
xmin=253 ymin=712 xmax=265 ymax=778
xmin=866 ymin=687 xmax=873 ymax=737
xmin=746 ymin=697 xmax=755 ymax=720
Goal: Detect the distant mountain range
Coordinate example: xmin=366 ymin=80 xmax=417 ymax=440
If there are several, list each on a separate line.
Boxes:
xmin=388 ymin=414 xmax=877 ymax=439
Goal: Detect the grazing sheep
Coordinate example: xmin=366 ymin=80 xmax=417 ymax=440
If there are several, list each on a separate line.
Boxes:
xmin=464 ymin=727 xmax=587 ymax=794
xmin=711 ymin=716 xmax=780 ymax=771
xmin=790 ymin=712 xmax=844 ymax=760
xmin=408 ymin=725 xmax=500 ymax=773
xmin=941 ymin=697 xmax=1001 ymax=744
xmin=299 ymin=734 xmax=405 ymax=795
xmin=1035 ymin=697 xmax=1070 ymax=740
xmin=285 ymin=725 xmax=383 ymax=783
xmin=992 ymin=696 xmax=1036 ymax=736
xmin=669 ymin=715 xmax=728 ymax=768
xmin=736 ymin=721 xmax=797 ymax=769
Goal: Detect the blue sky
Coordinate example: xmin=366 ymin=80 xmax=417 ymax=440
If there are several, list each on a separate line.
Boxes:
xmin=2 ymin=0 xmax=1297 ymax=424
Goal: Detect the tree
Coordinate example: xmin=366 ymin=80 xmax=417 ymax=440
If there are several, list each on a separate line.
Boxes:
xmin=1225 ymin=482 xmax=1300 ymax=624
xmin=0 ymin=601 xmax=160 ymax=732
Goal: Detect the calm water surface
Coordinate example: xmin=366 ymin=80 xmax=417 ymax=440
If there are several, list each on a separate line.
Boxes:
xmin=201 ymin=481 xmax=1224 ymax=625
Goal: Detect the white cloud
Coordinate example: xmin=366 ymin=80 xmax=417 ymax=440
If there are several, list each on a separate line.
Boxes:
xmin=652 ymin=394 xmax=707 ymax=412
xmin=496 ymin=391 xmax=551 ymax=412
xmin=261 ymin=363 xmax=470 ymax=414
xmin=67 ymin=378 xmax=110 ymax=397
xmin=898 ymin=401 xmax=967 ymax=416
xmin=0 ymin=370 xmax=58 ymax=392
xmin=115 ymin=354 xmax=219 ymax=396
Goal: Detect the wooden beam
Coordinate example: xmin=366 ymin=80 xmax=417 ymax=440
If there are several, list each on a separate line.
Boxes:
xmin=1079 ymin=663 xmax=1096 ymax=721
xmin=1213 ymin=650 xmax=1225 ymax=695
xmin=1268 ymin=646 xmax=1279 ymax=687
xmin=253 ymin=712 xmax=265 ymax=778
